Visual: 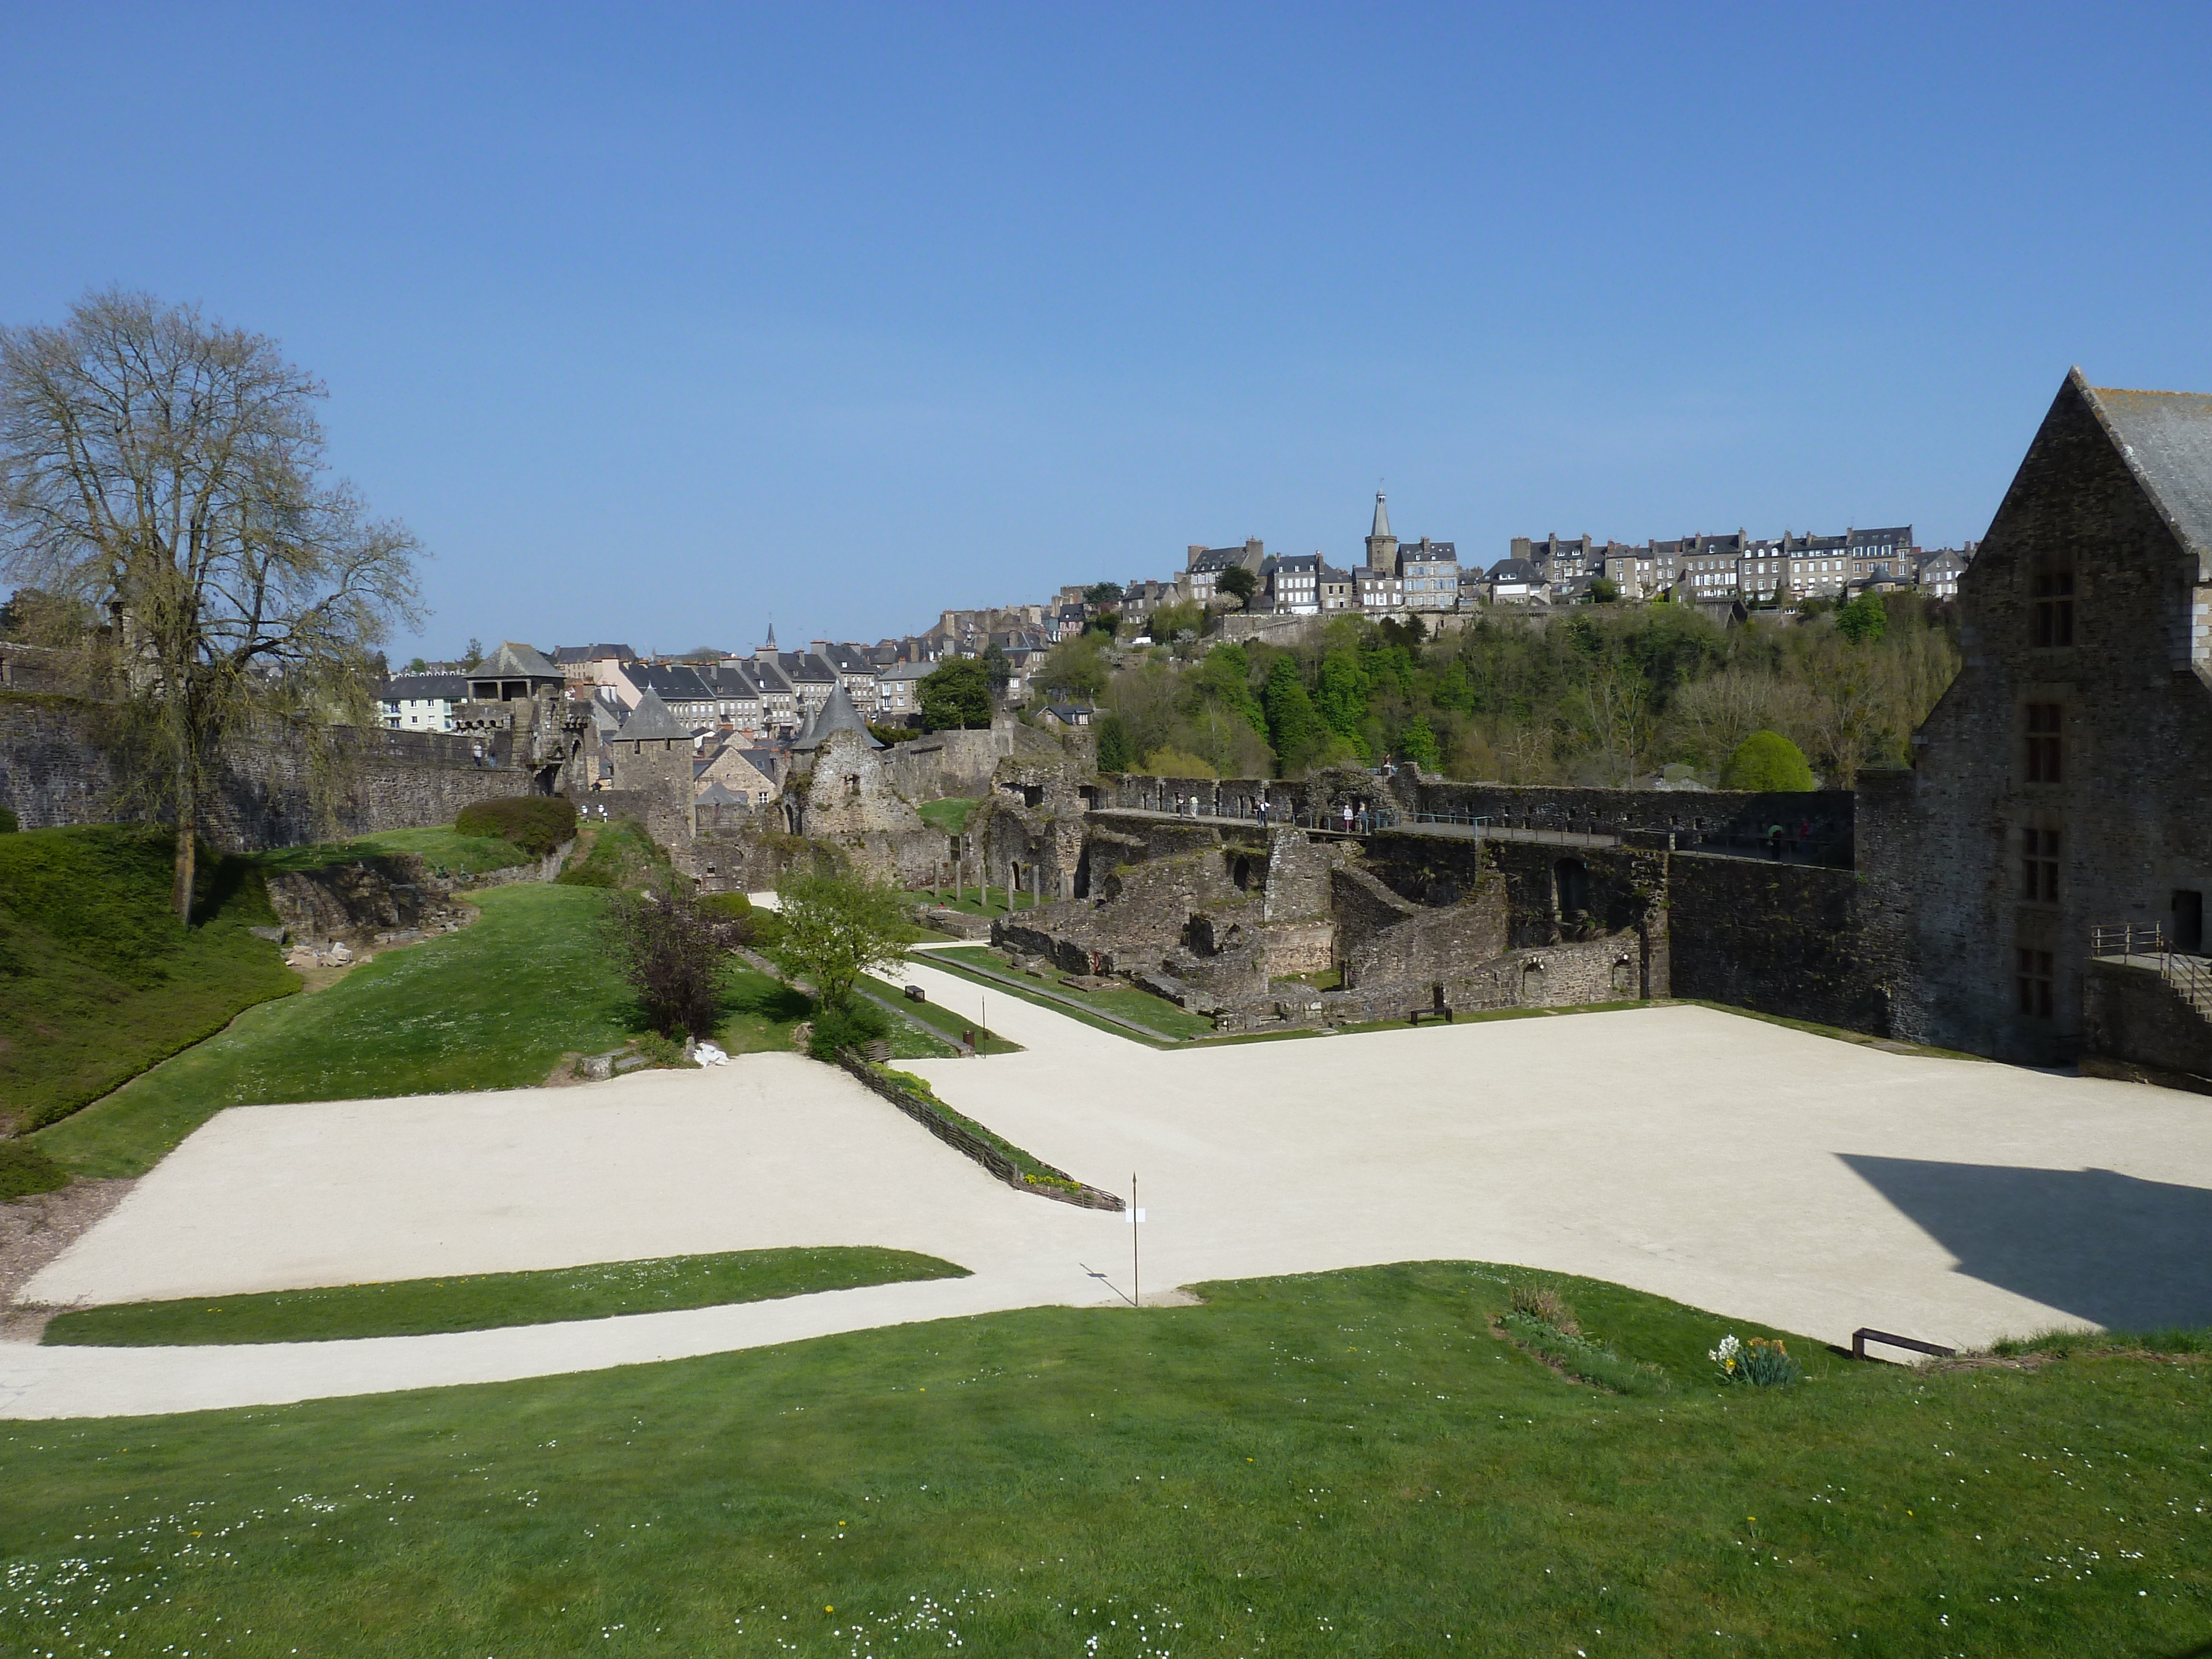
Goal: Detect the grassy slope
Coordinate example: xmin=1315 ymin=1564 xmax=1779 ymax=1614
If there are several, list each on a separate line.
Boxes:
xmin=859 ymin=974 xmax=1020 ymax=1055
xmin=0 ymin=826 xmax=298 ymax=1132
xmin=2 ymin=1263 xmax=2205 ymax=1655
xmin=43 ymin=1246 xmax=968 ymax=1346
xmin=33 ymin=885 xmax=825 ymax=1179
xmin=255 ymin=825 xmax=533 ymax=878
xmin=32 ymin=883 xmax=636 ymax=1178
xmin=913 ymin=797 xmax=978 ymax=836
xmin=927 ymin=945 xmax=1215 ymax=1039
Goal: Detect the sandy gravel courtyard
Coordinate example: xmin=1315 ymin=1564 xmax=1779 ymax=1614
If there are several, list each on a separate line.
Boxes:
xmin=8 ymin=975 xmax=2212 ymax=1418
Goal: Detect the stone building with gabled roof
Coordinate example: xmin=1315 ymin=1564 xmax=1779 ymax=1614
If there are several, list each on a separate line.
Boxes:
xmin=1862 ymin=368 xmax=2212 ymax=1074
xmin=466 ymin=641 xmax=565 ymax=701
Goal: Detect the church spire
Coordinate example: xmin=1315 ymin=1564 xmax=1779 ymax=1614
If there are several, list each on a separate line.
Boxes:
xmin=1364 ymin=490 xmax=1398 ymax=573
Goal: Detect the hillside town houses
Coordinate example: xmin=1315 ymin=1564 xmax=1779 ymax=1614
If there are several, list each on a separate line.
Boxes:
xmin=375 ymin=487 xmax=1975 ymax=827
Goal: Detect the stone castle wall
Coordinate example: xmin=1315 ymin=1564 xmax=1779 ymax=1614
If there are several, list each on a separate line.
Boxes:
xmin=2 ymin=692 xmax=538 ymax=850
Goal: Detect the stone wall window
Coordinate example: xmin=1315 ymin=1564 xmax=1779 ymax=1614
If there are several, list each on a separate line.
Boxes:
xmin=2016 ymin=947 xmax=2055 ymax=1019
xmin=2025 ymin=703 xmax=2063 ymax=782
xmin=2032 ymin=571 xmax=2075 ymax=646
xmin=2019 ymin=827 xmax=2060 ymax=901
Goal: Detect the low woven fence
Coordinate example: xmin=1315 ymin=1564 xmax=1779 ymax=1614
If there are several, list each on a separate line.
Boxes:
xmin=837 ymin=1052 xmax=1124 ymax=1211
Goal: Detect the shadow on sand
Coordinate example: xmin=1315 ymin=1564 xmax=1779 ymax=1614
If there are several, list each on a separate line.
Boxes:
xmin=1839 ymin=1155 xmax=2212 ymax=1332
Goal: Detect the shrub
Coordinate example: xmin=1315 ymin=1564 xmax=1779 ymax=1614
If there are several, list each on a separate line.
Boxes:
xmin=1720 ymin=730 xmax=1815 ymax=792
xmin=807 ymin=995 xmax=890 ymax=1061
xmin=603 ymin=887 xmax=727 ymax=1039
xmin=1710 ymin=1333 xmax=1803 ymax=1387
xmin=455 ymin=795 xmax=578 ymax=857
xmin=1835 ymin=593 xmax=1888 ymax=645
xmin=1507 ymin=1283 xmax=1579 ymax=1335
xmin=0 ymin=806 xmax=17 ymax=834
xmin=0 ymin=1138 xmax=70 ymax=1202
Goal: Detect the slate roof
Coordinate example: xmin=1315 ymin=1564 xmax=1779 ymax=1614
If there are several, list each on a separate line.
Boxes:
xmin=791 ymin=684 xmax=882 ymax=751
xmin=552 ymin=643 xmax=634 ymax=665
xmin=380 ymin=673 xmax=468 ymax=701
xmin=709 ymin=664 xmax=762 ymax=700
xmin=619 ymin=688 xmax=691 ymax=742
xmin=694 ymin=781 xmax=746 ymax=806
xmin=629 ymin=663 xmax=714 ymax=703
xmin=2082 ymin=371 xmax=2212 ymax=564
xmin=473 ymin=641 xmax=563 ymax=680
xmin=1488 ymin=559 xmax=1542 ymax=583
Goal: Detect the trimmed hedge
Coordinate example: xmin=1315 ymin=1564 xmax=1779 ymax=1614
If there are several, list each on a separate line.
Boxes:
xmin=455 ymin=795 xmax=578 ymax=857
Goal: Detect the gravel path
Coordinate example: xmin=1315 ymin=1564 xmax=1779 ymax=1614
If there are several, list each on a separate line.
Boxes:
xmin=8 ymin=980 xmax=2212 ymax=1419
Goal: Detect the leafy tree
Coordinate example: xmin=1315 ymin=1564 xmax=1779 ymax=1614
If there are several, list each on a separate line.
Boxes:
xmin=1262 ymin=655 xmax=1323 ymax=770
xmin=1397 ymin=715 xmax=1441 ymax=770
xmin=404 ymin=655 xmax=429 ymax=673
xmin=1217 ymin=565 xmax=1258 ymax=607
xmin=1094 ymin=711 xmax=1134 ymax=772
xmin=1148 ymin=599 xmax=1204 ymax=641
xmin=982 ymin=641 xmax=1011 ymax=693
xmin=1189 ymin=642 xmax=1267 ymax=736
xmin=0 ymin=289 xmax=422 ymax=919
xmin=1835 ymin=593 xmax=1888 ymax=645
xmin=918 ymin=656 xmax=992 ymax=731
xmin=773 ymin=868 xmax=911 ymax=1010
xmin=1721 ymin=729 xmax=1816 ymax=791
xmin=1034 ymin=633 xmax=1109 ymax=702
xmin=1314 ymin=646 xmax=1370 ymax=748
xmin=1588 ymin=577 xmax=1621 ymax=604
xmin=463 ymin=637 xmax=484 ymax=669
xmin=1083 ymin=581 xmax=1124 ymax=607
xmin=1083 ymin=612 xmax=1120 ymax=637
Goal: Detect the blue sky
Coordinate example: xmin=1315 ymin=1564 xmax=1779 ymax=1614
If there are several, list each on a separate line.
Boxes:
xmin=5 ymin=3 xmax=2210 ymax=658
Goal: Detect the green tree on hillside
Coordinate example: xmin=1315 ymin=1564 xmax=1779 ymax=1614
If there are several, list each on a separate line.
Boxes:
xmin=773 ymin=869 xmax=911 ymax=1010
xmin=1314 ymin=646 xmax=1370 ymax=752
xmin=1094 ymin=712 xmax=1134 ymax=772
xmin=1396 ymin=716 xmax=1441 ymax=770
xmin=1835 ymin=593 xmax=1888 ymax=645
xmin=1262 ymin=655 xmax=1323 ymax=771
xmin=1721 ymin=729 xmax=1816 ymax=791
xmin=918 ymin=657 xmax=992 ymax=731
xmin=1083 ymin=581 xmax=1123 ymax=607
xmin=0 ymin=290 xmax=424 ymax=919
xmin=1217 ymin=565 xmax=1258 ymax=607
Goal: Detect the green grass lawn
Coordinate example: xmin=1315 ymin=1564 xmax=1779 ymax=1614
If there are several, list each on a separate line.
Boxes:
xmin=254 ymin=824 xmax=534 ymax=879
xmin=914 ymin=796 xmax=979 ymax=836
xmin=926 ymin=945 xmax=1215 ymax=1040
xmin=900 ymin=886 xmax=1041 ymax=917
xmin=721 ymin=966 xmax=813 ymax=1055
xmin=0 ymin=825 xmax=299 ymax=1133
xmin=41 ymin=1246 xmax=969 ymax=1347
xmin=860 ymin=974 xmax=1021 ymax=1055
xmin=3 ymin=1262 xmax=2206 ymax=1655
xmin=33 ymin=887 xmax=827 ymax=1179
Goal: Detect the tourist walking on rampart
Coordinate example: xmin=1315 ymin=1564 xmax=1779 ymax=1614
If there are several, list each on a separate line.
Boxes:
xmin=1342 ymin=801 xmax=1355 ymax=834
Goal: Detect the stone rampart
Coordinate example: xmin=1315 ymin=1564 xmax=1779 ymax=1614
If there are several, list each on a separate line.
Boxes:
xmin=2081 ymin=959 xmax=2212 ymax=1091
xmin=1666 ymin=852 xmax=1892 ymax=1035
xmin=1 ymin=692 xmax=542 ymax=850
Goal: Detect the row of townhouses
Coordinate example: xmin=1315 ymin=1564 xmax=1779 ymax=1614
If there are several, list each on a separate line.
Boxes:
xmin=1495 ymin=526 xmax=1974 ymax=608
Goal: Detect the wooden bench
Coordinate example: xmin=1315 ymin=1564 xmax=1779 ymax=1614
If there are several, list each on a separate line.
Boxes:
xmin=1852 ymin=1327 xmax=1957 ymax=1363
xmin=1406 ymin=1006 xmax=1454 ymax=1026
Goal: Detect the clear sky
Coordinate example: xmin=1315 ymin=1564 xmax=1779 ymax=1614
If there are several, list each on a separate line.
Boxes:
xmin=4 ymin=3 xmax=2209 ymax=659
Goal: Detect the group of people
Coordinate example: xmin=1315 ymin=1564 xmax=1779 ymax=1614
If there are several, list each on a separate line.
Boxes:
xmin=1158 ymin=792 xmax=1384 ymax=836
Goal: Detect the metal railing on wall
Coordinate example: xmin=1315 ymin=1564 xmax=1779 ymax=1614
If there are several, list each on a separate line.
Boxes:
xmin=2089 ymin=922 xmax=2212 ymax=1024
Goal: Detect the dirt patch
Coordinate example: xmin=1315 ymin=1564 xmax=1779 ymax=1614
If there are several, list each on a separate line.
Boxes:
xmin=1 ymin=1177 xmax=135 ymax=1342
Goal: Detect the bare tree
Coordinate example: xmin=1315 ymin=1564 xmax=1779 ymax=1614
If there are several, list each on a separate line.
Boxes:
xmin=0 ymin=290 xmax=422 ymax=917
